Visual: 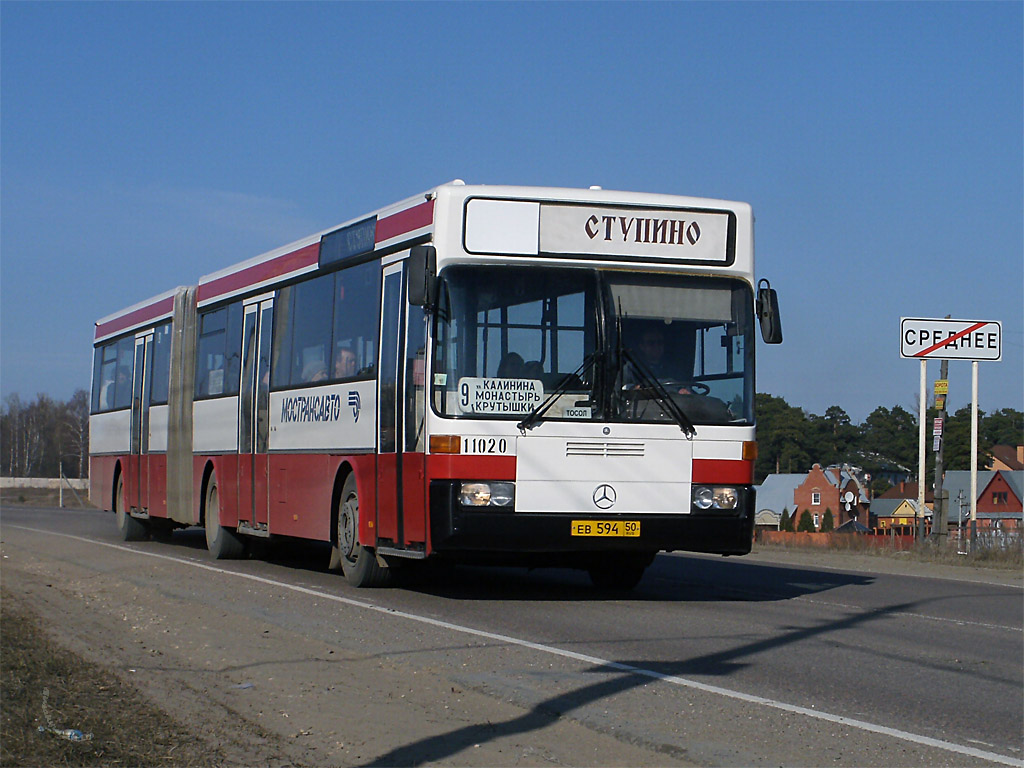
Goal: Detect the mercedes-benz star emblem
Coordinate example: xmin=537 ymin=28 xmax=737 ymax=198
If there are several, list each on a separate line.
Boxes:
xmin=592 ymin=484 xmax=617 ymax=510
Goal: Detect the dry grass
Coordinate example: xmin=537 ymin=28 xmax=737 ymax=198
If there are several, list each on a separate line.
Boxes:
xmin=0 ymin=488 xmax=93 ymax=508
xmin=756 ymin=532 xmax=1023 ymax=571
xmin=0 ymin=587 xmax=221 ymax=768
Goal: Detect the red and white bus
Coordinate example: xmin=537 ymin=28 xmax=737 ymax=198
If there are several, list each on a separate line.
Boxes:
xmin=90 ymin=181 xmax=782 ymax=588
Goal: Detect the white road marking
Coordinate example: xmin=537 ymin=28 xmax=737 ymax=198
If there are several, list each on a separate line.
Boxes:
xmin=791 ymin=595 xmax=1023 ymax=633
xmin=7 ymin=524 xmax=1023 ymax=768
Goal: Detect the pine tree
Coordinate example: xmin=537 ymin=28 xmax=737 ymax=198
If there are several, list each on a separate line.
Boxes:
xmin=779 ymin=508 xmax=792 ymax=531
xmin=797 ymin=510 xmax=815 ymax=533
xmin=821 ymin=509 xmax=835 ymax=532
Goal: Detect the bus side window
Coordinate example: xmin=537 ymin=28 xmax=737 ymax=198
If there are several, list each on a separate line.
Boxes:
xmin=192 ymin=303 xmax=243 ymax=398
xmin=223 ymin=303 xmax=243 ymax=394
xmin=270 ymin=262 xmax=382 ymax=390
xmin=92 ymin=342 xmax=118 ymax=412
xmin=331 ymin=262 xmax=380 ymax=381
xmin=149 ymin=323 xmax=172 ymax=405
xmin=289 ymin=275 xmax=333 ymax=385
xmin=112 ymin=336 xmax=135 ymax=410
xmin=271 ymin=285 xmax=294 ymax=389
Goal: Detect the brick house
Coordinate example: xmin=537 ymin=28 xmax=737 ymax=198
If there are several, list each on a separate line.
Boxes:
xmin=792 ymin=464 xmax=870 ymax=530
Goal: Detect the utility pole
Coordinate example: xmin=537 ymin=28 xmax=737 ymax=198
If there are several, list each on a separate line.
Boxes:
xmin=932 ymin=356 xmax=950 ymax=541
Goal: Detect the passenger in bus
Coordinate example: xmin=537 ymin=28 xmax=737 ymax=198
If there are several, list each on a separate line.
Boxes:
xmin=99 ymin=378 xmax=115 ymax=410
xmin=303 ymin=359 xmax=328 ymax=383
xmin=114 ymin=368 xmax=132 ymax=404
xmin=333 ymin=347 xmax=357 ymax=379
xmin=496 ymin=352 xmax=525 ymax=378
xmin=523 ymin=360 xmax=545 ymax=380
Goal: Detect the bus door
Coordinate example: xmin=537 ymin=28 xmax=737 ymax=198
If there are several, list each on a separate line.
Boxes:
xmin=129 ymin=332 xmax=153 ymax=514
xmin=377 ymin=261 xmax=428 ymax=549
xmin=238 ymin=297 xmax=274 ymax=533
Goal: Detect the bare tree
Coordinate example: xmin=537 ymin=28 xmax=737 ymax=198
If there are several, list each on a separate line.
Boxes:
xmin=2 ymin=394 xmax=22 ymax=476
xmin=61 ymin=389 xmax=90 ymax=478
xmin=1 ymin=392 xmax=78 ymax=477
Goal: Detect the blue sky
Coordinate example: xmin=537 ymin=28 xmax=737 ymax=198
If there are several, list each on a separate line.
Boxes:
xmin=2 ymin=2 xmax=1021 ymax=424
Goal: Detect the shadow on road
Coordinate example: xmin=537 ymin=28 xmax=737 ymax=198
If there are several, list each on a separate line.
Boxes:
xmin=122 ymin=522 xmax=877 ymax=605
xmin=358 ymin=595 xmax=920 ymax=768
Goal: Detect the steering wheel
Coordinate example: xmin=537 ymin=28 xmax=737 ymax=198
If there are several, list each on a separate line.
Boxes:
xmin=624 ymin=380 xmax=711 ymax=396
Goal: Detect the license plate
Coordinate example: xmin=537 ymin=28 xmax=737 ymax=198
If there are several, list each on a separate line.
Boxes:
xmin=570 ymin=520 xmax=641 ymax=537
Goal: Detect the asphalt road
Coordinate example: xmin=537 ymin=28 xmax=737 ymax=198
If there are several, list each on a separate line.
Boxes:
xmin=2 ymin=504 xmax=1021 ymax=767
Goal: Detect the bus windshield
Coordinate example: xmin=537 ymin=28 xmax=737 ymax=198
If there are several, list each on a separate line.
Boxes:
xmin=431 ymin=266 xmax=754 ymax=427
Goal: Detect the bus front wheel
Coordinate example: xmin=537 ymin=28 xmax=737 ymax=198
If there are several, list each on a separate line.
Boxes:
xmin=204 ymin=472 xmax=245 ymax=559
xmin=337 ymin=473 xmax=389 ymax=588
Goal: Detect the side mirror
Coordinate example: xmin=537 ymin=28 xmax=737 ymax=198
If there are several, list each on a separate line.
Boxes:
xmin=407 ymin=245 xmax=437 ymax=309
xmin=756 ymin=279 xmax=783 ymax=344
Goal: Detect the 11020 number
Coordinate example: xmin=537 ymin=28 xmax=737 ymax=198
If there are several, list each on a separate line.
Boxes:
xmin=463 ymin=437 xmax=509 ymax=455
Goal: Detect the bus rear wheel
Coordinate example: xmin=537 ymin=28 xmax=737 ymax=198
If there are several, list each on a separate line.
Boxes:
xmin=204 ymin=472 xmax=245 ymax=559
xmin=114 ymin=473 xmax=148 ymax=541
xmin=337 ymin=473 xmax=389 ymax=587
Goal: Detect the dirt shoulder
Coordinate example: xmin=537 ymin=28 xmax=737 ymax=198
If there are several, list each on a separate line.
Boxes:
xmin=743 ymin=542 xmax=1023 ymax=587
xmin=1 ymin=519 xmax=698 ymax=768
xmin=1 ymin=585 xmax=235 ymax=768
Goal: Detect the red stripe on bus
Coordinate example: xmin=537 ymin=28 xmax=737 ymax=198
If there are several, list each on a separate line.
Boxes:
xmin=426 ymin=453 xmax=516 ymax=481
xmin=197 ymin=243 xmax=320 ymax=303
xmin=375 ymin=199 xmax=434 ymax=243
xmin=95 ymin=296 xmax=175 ymax=340
xmin=692 ymin=459 xmax=754 ymax=485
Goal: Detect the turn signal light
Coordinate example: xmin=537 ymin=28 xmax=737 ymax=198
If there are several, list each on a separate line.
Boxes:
xmin=430 ymin=435 xmax=461 ymax=454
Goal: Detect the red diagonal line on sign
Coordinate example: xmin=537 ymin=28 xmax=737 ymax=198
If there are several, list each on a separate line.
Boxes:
xmin=913 ymin=322 xmax=988 ymax=357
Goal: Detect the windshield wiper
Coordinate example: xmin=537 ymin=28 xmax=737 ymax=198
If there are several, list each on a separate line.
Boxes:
xmin=517 ymin=351 xmax=601 ymax=434
xmin=618 ymin=347 xmax=697 ymax=438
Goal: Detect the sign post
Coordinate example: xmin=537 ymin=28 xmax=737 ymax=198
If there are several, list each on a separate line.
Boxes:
xmin=971 ymin=361 xmax=979 ymax=542
xmin=917 ymin=360 xmax=927 ymax=540
xmin=900 ymin=318 xmax=1002 ymax=547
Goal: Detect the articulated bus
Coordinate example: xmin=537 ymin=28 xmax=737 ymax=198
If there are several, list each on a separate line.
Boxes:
xmin=90 ymin=181 xmax=782 ymax=589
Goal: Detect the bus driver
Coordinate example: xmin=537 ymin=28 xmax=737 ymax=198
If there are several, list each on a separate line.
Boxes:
xmin=629 ymin=325 xmax=694 ymax=395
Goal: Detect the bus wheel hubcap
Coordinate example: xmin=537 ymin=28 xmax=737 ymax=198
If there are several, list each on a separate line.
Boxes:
xmin=339 ymin=494 xmax=357 ymax=559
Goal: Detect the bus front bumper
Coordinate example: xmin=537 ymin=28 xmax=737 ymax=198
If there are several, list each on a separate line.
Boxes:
xmin=428 ymin=481 xmax=755 ymax=558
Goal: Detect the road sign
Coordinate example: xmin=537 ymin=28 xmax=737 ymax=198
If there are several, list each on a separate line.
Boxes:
xmin=934 ymin=379 xmax=948 ymax=395
xmin=900 ymin=318 xmax=1002 ymax=361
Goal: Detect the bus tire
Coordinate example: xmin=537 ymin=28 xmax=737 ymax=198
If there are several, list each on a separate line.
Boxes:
xmin=337 ymin=473 xmax=389 ymax=588
xmin=588 ymin=551 xmax=653 ymax=591
xmin=114 ymin=472 xmax=148 ymax=542
xmin=204 ymin=472 xmax=245 ymax=560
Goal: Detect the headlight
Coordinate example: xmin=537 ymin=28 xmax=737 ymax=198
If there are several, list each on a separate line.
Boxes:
xmin=459 ymin=481 xmax=514 ymax=507
xmin=692 ymin=485 xmax=739 ymax=511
